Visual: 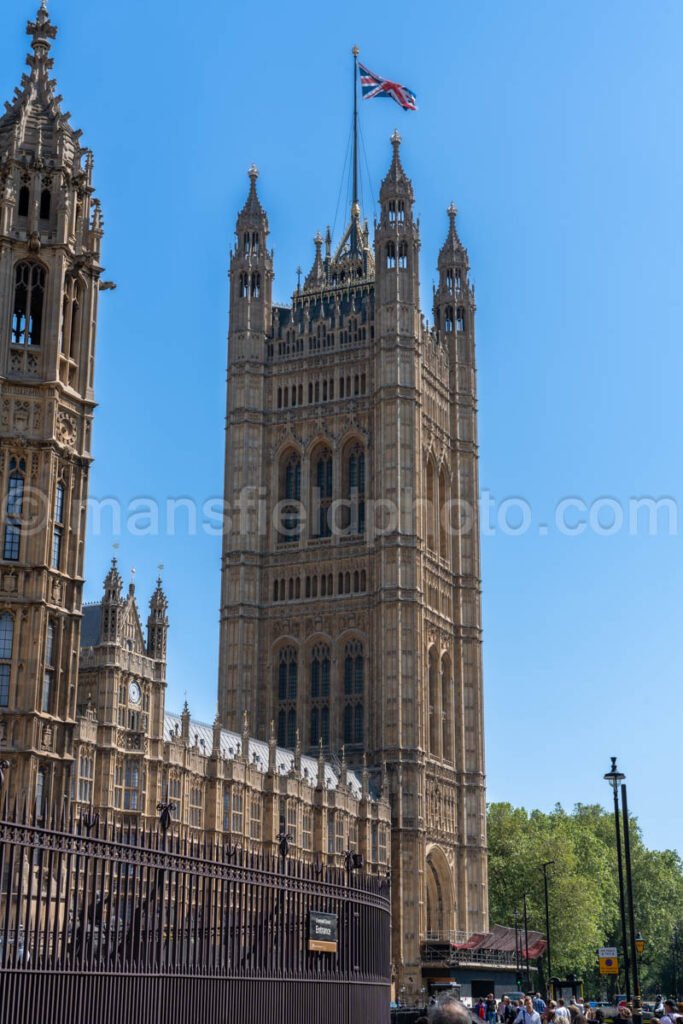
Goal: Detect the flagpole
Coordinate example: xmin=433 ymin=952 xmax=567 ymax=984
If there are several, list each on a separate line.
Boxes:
xmin=352 ymin=45 xmax=359 ymax=210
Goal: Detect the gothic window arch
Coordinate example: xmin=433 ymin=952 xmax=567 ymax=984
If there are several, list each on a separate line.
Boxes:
xmin=343 ymin=639 xmax=364 ymax=745
xmin=61 ymin=276 xmax=82 ymax=362
xmin=386 ymin=242 xmax=396 ymax=269
xmin=251 ymin=272 xmax=261 ymax=298
xmin=425 ymin=458 xmax=436 ymax=551
xmin=3 ymin=457 xmax=25 ymax=562
xmin=388 ymin=200 xmax=396 ymax=223
xmin=239 ymin=273 xmax=249 ymax=298
xmin=276 ymin=646 xmax=298 ymax=748
xmin=444 ymin=305 xmax=454 ymax=333
xmin=456 ymin=306 xmax=465 ymax=332
xmin=439 ymin=468 xmax=448 ymax=557
xmin=441 ymin=653 xmax=454 ymax=764
xmin=343 ymin=440 xmax=366 ymax=534
xmin=243 ymin=232 xmax=250 ymax=254
xmin=51 ymin=479 xmax=65 ymax=570
xmin=251 ymin=232 xmax=259 ymax=253
xmin=42 ymin=619 xmax=56 ymax=713
xmin=0 ymin=612 xmax=14 ymax=707
xmin=279 ymin=450 xmax=301 ymax=544
xmin=311 ymin=445 xmax=333 ymax=538
xmin=11 ymin=261 xmax=46 ymax=347
xmin=309 ymin=643 xmax=330 ymax=747
xmin=446 ymin=268 xmax=454 ymax=291
xmin=398 ymin=241 xmax=408 ymax=270
xmin=428 ymin=646 xmax=441 ymax=757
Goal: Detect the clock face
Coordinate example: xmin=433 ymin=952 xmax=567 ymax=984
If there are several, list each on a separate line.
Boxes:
xmin=128 ymin=681 xmax=141 ymax=705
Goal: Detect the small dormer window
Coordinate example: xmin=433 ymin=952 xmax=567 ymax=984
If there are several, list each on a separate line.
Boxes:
xmin=386 ymin=242 xmax=396 ymax=269
xmin=39 ymin=189 xmax=51 ymax=221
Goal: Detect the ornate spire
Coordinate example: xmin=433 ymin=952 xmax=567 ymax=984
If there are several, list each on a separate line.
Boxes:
xmin=102 ymin=558 xmax=123 ymax=602
xmin=147 ymin=575 xmax=168 ymax=661
xmin=304 ymin=232 xmax=325 ymax=289
xmin=237 ymin=164 xmax=267 ymax=228
xmin=317 ymin=737 xmax=325 ymax=790
xmin=267 ymin=719 xmax=276 ymax=774
xmin=438 ymin=201 xmax=467 ymax=268
xmin=0 ymin=4 xmax=79 ymax=163
xmin=380 ymin=129 xmax=414 ymax=203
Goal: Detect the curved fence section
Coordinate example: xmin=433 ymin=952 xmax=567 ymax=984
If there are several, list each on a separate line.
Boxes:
xmin=0 ymin=806 xmax=391 ymax=1024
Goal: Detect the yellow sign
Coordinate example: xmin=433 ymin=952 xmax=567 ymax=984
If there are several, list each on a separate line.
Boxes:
xmin=635 ymin=940 xmax=645 ymax=955
xmin=599 ymin=957 xmax=619 ymax=975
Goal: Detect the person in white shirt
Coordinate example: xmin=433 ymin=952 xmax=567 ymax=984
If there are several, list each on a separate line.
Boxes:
xmin=660 ymin=1001 xmax=680 ymax=1024
xmin=555 ymin=1001 xmax=571 ymax=1022
xmin=515 ymin=996 xmax=542 ymax=1024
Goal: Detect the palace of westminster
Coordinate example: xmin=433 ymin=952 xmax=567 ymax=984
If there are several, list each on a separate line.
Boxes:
xmin=0 ymin=4 xmax=488 ymax=990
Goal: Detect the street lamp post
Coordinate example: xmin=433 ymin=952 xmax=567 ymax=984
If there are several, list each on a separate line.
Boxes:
xmin=523 ymin=893 xmax=532 ymax=993
xmin=620 ymin=782 xmax=641 ymax=1011
xmin=604 ymin=757 xmax=631 ymax=1001
xmin=542 ymin=861 xmax=555 ymax=999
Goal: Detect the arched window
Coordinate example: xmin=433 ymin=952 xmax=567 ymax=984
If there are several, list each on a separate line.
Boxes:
xmin=344 ymin=442 xmax=366 ymax=534
xmin=35 ymin=767 xmax=47 ymax=818
xmin=456 ymin=306 xmax=465 ymax=332
xmin=439 ymin=468 xmax=448 ymax=557
xmin=444 ymin=305 xmax=454 ymax=333
xmin=398 ymin=241 xmax=408 ymax=270
xmin=441 ymin=654 xmax=454 ymax=764
xmin=426 ymin=459 xmax=436 ymax=551
xmin=276 ymin=647 xmax=297 ymax=747
xmin=60 ymin=278 xmax=82 ymax=360
xmin=39 ymin=189 xmax=51 ymax=221
xmin=388 ymin=200 xmax=396 ymax=223
xmin=243 ymin=232 xmax=250 ymax=254
xmin=279 ymin=451 xmax=301 ymax=544
xmin=386 ymin=242 xmax=396 ymax=269
xmin=343 ymin=640 xmax=364 ymax=745
xmin=251 ymin=232 xmax=259 ymax=253
xmin=18 ymin=186 xmax=30 ymax=218
xmin=446 ymin=268 xmax=454 ymax=291
xmin=310 ymin=643 xmax=331 ymax=747
xmin=428 ymin=647 xmax=440 ymax=757
xmin=251 ymin=272 xmax=260 ymax=298
xmin=11 ymin=262 xmax=45 ymax=347
xmin=397 ymin=200 xmax=405 ymax=223
xmin=3 ymin=457 xmax=25 ymax=562
xmin=0 ymin=612 xmax=14 ymax=707
xmin=312 ymin=446 xmax=333 ymax=538
xmin=51 ymin=482 xmax=65 ymax=570
xmin=42 ymin=619 xmax=56 ymax=713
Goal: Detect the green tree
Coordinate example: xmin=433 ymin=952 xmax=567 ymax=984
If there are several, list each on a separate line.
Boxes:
xmin=487 ymin=803 xmax=683 ymax=996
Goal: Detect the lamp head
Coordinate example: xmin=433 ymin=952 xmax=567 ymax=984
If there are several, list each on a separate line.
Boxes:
xmin=604 ymin=755 xmax=626 ymax=791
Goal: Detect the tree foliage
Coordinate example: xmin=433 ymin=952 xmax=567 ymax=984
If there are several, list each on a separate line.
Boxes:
xmin=487 ymin=803 xmax=683 ymax=995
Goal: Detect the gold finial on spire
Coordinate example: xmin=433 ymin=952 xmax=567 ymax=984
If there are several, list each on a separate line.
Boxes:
xmin=248 ymin=164 xmax=259 ymax=182
xmin=448 ymin=202 xmax=458 ymax=220
xmin=352 ymin=45 xmax=360 ymax=56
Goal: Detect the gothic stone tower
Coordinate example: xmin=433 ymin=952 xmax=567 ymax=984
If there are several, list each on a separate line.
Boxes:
xmin=0 ymin=5 xmax=106 ymax=809
xmin=218 ymin=135 xmax=487 ymax=993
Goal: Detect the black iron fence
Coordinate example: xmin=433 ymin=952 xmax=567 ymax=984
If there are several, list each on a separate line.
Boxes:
xmin=0 ymin=803 xmax=391 ymax=1024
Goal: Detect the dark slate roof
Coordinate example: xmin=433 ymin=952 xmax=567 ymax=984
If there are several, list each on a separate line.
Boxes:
xmin=80 ymin=604 xmax=101 ymax=647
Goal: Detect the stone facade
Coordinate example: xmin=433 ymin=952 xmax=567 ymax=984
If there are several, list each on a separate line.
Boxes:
xmin=0 ymin=3 xmax=390 ymax=876
xmin=218 ymin=139 xmax=488 ymax=990
xmin=0 ymin=4 xmax=488 ymax=1000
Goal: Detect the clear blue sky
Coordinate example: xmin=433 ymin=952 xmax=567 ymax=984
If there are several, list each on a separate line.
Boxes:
xmin=2 ymin=1 xmax=681 ymax=854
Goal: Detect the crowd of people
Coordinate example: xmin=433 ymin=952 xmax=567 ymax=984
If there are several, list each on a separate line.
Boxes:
xmin=420 ymin=993 xmax=683 ymax=1024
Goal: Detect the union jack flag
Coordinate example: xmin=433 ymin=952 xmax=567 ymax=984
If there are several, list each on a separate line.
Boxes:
xmin=358 ymin=62 xmax=417 ymax=111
